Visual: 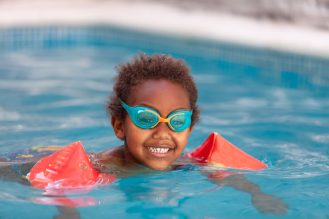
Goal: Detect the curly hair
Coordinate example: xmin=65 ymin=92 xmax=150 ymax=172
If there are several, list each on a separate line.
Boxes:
xmin=107 ymin=54 xmax=200 ymax=127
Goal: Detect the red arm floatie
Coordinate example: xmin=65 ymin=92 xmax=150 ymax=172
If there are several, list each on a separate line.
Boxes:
xmin=28 ymin=141 xmax=116 ymax=190
xmin=185 ymin=132 xmax=267 ymax=170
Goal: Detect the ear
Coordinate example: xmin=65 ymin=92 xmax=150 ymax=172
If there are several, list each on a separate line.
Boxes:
xmin=187 ymin=126 xmax=193 ymax=136
xmin=111 ymin=116 xmax=125 ymax=140
xmin=188 ymin=124 xmax=194 ymax=133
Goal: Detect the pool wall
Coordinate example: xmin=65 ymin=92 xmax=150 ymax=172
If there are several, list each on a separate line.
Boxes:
xmin=1 ymin=1 xmax=329 ymax=58
xmin=1 ymin=26 xmax=328 ymax=90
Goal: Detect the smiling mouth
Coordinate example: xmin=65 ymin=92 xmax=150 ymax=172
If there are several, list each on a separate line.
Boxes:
xmin=146 ymin=146 xmax=174 ymax=157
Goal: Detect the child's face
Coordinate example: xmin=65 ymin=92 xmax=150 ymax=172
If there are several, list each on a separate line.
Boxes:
xmin=114 ymin=79 xmax=192 ymax=170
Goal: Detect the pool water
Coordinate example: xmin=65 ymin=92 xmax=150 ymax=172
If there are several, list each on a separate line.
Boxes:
xmin=0 ymin=27 xmax=329 ymax=219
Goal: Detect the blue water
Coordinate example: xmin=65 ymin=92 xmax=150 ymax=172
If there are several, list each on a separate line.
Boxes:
xmin=0 ymin=27 xmax=329 ymax=219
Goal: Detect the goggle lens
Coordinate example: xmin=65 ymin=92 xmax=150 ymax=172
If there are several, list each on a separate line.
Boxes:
xmin=169 ymin=113 xmax=190 ymax=131
xmin=136 ymin=110 xmax=159 ymax=128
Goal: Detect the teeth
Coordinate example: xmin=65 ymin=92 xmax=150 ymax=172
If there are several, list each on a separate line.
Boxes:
xmin=148 ymin=147 xmax=170 ymax=154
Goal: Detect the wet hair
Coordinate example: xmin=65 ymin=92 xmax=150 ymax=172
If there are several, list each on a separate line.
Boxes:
xmin=107 ymin=53 xmax=200 ymax=126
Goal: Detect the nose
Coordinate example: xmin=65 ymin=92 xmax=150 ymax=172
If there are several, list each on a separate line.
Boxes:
xmin=152 ymin=121 xmax=171 ymax=140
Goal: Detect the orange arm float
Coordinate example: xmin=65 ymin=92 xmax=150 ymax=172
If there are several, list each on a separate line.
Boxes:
xmin=28 ymin=142 xmax=116 ymax=190
xmin=185 ymin=132 xmax=267 ymax=170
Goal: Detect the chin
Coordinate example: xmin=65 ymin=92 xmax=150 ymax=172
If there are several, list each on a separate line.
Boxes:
xmin=148 ymin=163 xmax=171 ymax=171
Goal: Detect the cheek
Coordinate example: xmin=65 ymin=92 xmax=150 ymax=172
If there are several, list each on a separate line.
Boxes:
xmin=123 ymin=117 xmax=139 ymax=134
xmin=123 ymin=119 xmax=149 ymax=145
xmin=175 ymin=131 xmax=191 ymax=150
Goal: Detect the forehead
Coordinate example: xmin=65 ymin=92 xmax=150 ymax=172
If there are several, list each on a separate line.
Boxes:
xmin=128 ymin=79 xmax=190 ymax=113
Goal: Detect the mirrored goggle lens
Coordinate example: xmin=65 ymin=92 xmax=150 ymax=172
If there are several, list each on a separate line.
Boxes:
xmin=136 ymin=110 xmax=158 ymax=128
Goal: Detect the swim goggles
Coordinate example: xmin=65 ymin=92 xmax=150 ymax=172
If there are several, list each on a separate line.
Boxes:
xmin=120 ymin=99 xmax=192 ymax=132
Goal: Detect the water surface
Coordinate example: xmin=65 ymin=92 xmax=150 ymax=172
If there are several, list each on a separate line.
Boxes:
xmin=0 ymin=27 xmax=328 ymax=219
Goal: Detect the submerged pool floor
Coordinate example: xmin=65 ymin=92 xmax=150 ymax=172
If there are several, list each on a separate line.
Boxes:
xmin=0 ymin=27 xmax=329 ymax=219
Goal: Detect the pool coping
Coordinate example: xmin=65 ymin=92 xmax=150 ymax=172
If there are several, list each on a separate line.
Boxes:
xmin=1 ymin=0 xmax=329 ymax=59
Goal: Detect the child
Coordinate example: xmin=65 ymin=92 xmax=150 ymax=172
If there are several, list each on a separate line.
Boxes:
xmin=88 ymin=54 xmax=287 ymax=215
xmin=1 ymin=54 xmax=287 ymax=216
xmin=89 ymin=53 xmax=200 ymax=176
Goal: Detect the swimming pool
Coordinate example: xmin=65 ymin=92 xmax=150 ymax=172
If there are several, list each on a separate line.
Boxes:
xmin=0 ymin=26 xmax=328 ymax=219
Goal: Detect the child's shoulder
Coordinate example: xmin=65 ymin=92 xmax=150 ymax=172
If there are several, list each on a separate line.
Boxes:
xmin=90 ymin=146 xmax=158 ymax=177
xmin=89 ymin=146 xmax=126 ymax=175
xmin=92 ymin=145 xmax=125 ymax=164
xmin=98 ymin=146 xmax=125 ymax=159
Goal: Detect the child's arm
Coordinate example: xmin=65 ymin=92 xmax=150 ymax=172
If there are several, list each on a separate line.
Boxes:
xmin=205 ymin=170 xmax=288 ymax=215
xmin=0 ymin=163 xmax=25 ymax=183
xmin=0 ymin=160 xmax=36 ymax=184
xmin=54 ymin=206 xmax=80 ymax=219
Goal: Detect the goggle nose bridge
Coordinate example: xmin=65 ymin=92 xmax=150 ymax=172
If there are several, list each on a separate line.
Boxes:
xmin=158 ymin=117 xmax=170 ymax=123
